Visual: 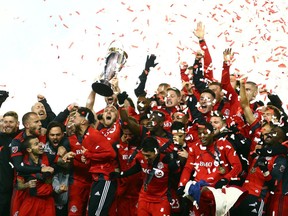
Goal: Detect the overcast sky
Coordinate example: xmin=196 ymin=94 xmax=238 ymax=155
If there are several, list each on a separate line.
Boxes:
xmin=1 ymin=0 xmax=287 ymax=122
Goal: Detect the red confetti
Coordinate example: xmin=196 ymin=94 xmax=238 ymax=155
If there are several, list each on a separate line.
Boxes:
xmin=59 ymin=15 xmax=63 ymax=21
xmin=95 ymin=26 xmax=101 ymax=30
xmin=132 ymin=17 xmax=137 ymax=22
xmin=96 ymin=8 xmax=105 ymax=14
xmin=278 ymin=63 xmax=286 ymax=68
xmin=63 ymin=24 xmax=69 ymax=28
xmin=127 ymin=7 xmax=133 ymax=12
xmin=68 ymin=42 xmax=74 ymax=49
xmin=75 ymin=11 xmax=80 ymax=15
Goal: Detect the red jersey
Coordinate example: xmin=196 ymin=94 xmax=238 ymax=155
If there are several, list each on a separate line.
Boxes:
xmin=114 ymin=140 xmax=142 ymax=198
xmin=136 ymin=153 xmax=179 ymax=203
xmin=244 ymin=155 xmax=287 ymax=199
xmin=68 ymin=134 xmax=92 ymax=184
xmin=11 ymin=131 xmax=46 ymax=159
xmin=97 ymin=119 xmax=121 ymax=145
xmin=179 ymin=139 xmax=242 ymax=187
xmin=82 ymin=127 xmax=117 ymax=181
xmin=140 ymin=125 xmax=175 ymax=153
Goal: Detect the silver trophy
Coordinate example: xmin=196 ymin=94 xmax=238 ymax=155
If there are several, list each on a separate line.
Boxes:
xmin=92 ymin=43 xmax=128 ymax=96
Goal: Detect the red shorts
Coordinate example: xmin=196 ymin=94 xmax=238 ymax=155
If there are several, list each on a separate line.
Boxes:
xmin=10 ymin=189 xmax=28 ymax=216
xmin=68 ymin=181 xmax=91 ymax=216
xmin=138 ymin=199 xmax=171 ymax=216
xmin=19 ymin=196 xmax=55 ymax=216
xmin=266 ymin=194 xmax=288 ymax=216
xmin=117 ymin=196 xmax=138 ymax=216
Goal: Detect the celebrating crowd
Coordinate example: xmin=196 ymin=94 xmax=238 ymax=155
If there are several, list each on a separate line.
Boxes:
xmin=0 ymin=22 xmax=287 ymax=216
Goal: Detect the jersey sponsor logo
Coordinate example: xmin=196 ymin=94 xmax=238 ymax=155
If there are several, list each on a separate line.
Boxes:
xmin=95 ymin=191 xmax=101 ymax=196
xmin=142 ymin=167 xmax=164 ymax=178
xmin=12 ymin=146 xmax=18 ymax=153
xmin=164 ymin=121 xmax=172 ymax=128
xmin=199 ymin=161 xmax=213 ymax=167
xmin=142 ymin=168 xmax=150 ymax=174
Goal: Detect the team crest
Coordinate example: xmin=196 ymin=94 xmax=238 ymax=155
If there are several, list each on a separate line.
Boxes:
xmin=70 ymin=205 xmax=78 ymax=213
xmin=12 ymin=146 xmax=18 ymax=153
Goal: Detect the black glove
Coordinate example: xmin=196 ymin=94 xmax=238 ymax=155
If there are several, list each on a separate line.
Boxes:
xmin=257 ymin=157 xmax=268 ymax=173
xmin=215 ymin=178 xmax=229 ymax=189
xmin=177 ymin=186 xmax=185 ymax=197
xmin=0 ymin=90 xmax=9 ymax=108
xmin=267 ymin=94 xmax=282 ymax=109
xmin=117 ymin=91 xmax=128 ymax=106
xmin=144 ymin=54 xmax=158 ymax=71
xmin=256 ymin=145 xmax=287 ymax=156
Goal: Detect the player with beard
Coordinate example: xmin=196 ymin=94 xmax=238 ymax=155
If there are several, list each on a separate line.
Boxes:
xmin=209 ymin=111 xmax=251 ymax=186
xmin=178 ymin=122 xmax=242 ymax=215
xmin=44 ymin=121 xmax=73 ymax=167
xmin=17 ymin=136 xmax=55 ymax=216
xmin=110 ymin=120 xmax=143 ymax=216
xmin=152 ymin=87 xmax=184 ymax=132
xmin=66 ymin=107 xmax=117 ymax=216
xmin=44 ymin=121 xmax=75 ymax=215
xmin=230 ymin=124 xmax=287 ymax=216
xmin=110 ymin=136 xmax=181 ymax=216
xmin=0 ymin=111 xmax=21 ymax=216
xmin=10 ymin=112 xmax=54 ymax=216
xmin=31 ymin=94 xmax=56 ymax=129
xmin=96 ymin=105 xmax=122 ymax=145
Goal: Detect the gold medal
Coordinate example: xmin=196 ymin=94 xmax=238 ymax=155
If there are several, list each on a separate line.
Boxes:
xmin=219 ymin=166 xmax=226 ymax=174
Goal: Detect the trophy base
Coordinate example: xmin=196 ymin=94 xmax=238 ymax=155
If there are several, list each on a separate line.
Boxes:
xmin=92 ymin=81 xmax=113 ymax=97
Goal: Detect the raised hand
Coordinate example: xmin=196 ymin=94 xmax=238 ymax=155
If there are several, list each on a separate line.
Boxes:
xmin=223 ymin=48 xmax=234 ymax=64
xmin=193 ymin=22 xmax=205 ymax=40
xmin=117 ymin=91 xmax=129 ymax=106
xmin=0 ymin=90 xmax=9 ymax=108
xmin=145 ymin=54 xmax=158 ymax=71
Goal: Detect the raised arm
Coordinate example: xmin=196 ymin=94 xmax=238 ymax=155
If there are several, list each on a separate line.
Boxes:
xmin=239 ymin=79 xmax=256 ymax=125
xmin=194 ymin=21 xmax=213 ymax=81
xmin=118 ymin=92 xmax=141 ymax=136
xmin=134 ymin=54 xmax=158 ymax=97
